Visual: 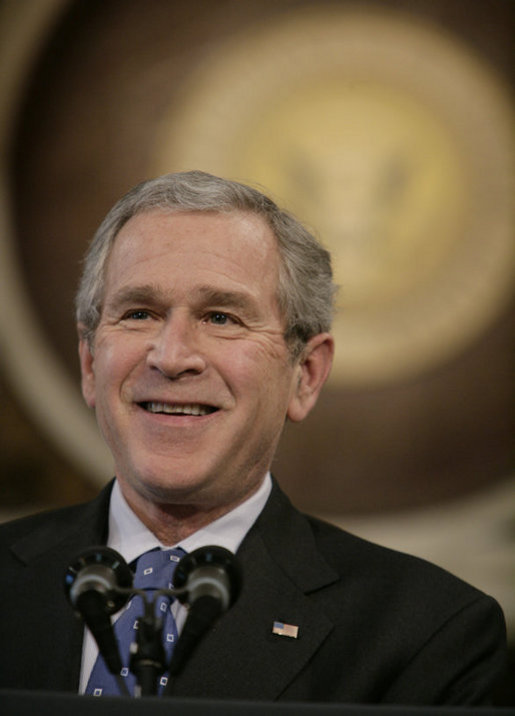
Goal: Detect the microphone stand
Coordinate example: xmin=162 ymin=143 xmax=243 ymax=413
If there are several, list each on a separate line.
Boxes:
xmin=98 ymin=585 xmax=181 ymax=698
xmin=129 ymin=595 xmax=168 ymax=697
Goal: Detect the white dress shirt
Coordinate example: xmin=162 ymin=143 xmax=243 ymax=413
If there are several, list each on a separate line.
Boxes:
xmin=79 ymin=473 xmax=272 ymax=692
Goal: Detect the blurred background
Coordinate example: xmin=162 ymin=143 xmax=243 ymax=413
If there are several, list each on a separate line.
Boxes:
xmin=1 ymin=0 xmax=513 ymax=702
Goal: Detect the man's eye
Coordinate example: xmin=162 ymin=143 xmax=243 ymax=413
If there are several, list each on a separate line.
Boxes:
xmin=124 ymin=310 xmax=150 ymax=320
xmin=209 ymin=312 xmax=230 ymax=325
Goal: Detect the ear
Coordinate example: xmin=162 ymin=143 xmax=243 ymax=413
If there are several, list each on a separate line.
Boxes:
xmin=77 ymin=323 xmax=96 ymax=408
xmin=287 ymin=332 xmax=334 ymax=423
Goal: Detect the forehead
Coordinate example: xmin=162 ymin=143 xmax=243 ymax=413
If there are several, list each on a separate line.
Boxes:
xmin=104 ymin=209 xmax=281 ymax=303
xmin=111 ymin=208 xmax=276 ymax=256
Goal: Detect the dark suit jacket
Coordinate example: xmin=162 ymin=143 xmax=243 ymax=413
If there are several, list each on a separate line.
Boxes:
xmin=0 ymin=480 xmax=506 ymax=704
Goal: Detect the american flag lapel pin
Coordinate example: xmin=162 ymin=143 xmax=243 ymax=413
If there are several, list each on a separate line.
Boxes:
xmin=272 ymin=621 xmax=299 ymax=639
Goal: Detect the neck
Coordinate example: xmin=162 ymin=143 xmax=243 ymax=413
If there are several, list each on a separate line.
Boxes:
xmin=117 ymin=479 xmax=263 ymax=545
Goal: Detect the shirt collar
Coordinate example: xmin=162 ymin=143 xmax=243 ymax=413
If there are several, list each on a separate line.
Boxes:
xmin=107 ymin=474 xmax=272 ymax=564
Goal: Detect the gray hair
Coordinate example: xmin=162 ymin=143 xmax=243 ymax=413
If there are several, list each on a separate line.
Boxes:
xmin=76 ymin=170 xmax=336 ymax=357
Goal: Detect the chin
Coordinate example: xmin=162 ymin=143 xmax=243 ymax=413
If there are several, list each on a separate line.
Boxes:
xmin=128 ymin=466 xmax=217 ymax=506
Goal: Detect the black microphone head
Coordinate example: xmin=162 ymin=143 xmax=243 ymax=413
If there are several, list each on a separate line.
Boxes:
xmin=64 ymin=545 xmax=133 ymax=616
xmin=173 ymin=545 xmax=241 ymax=611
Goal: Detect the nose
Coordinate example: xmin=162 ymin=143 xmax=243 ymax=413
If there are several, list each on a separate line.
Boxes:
xmin=147 ymin=311 xmax=207 ymax=378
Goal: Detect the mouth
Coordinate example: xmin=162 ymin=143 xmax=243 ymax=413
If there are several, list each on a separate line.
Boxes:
xmin=139 ymin=402 xmax=219 ymax=417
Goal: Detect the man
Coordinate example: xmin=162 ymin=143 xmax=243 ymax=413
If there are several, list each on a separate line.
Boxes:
xmin=0 ymin=171 xmax=506 ymax=703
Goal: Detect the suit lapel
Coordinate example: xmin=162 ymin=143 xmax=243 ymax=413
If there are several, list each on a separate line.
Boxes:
xmin=9 ymin=482 xmax=112 ymax=692
xmin=170 ymin=484 xmax=339 ymax=700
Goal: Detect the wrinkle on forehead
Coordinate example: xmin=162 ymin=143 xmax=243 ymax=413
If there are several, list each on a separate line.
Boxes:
xmin=101 ymin=209 xmax=285 ymax=330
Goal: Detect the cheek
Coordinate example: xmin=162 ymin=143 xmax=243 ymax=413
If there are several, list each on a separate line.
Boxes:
xmin=220 ymin=341 xmax=279 ymax=387
xmin=224 ymin=342 xmax=294 ymax=407
xmin=97 ymin=335 xmax=143 ymax=383
xmin=231 ymin=332 xmax=290 ymax=369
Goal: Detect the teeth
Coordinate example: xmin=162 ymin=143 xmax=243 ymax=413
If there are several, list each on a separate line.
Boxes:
xmin=144 ymin=402 xmax=214 ymax=416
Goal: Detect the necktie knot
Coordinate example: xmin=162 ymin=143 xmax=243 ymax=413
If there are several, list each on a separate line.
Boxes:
xmin=133 ymin=547 xmax=185 ymax=591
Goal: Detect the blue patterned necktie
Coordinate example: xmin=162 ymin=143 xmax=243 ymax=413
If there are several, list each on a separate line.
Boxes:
xmin=85 ymin=547 xmax=184 ymax=697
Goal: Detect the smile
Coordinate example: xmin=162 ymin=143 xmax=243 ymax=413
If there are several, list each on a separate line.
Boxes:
xmin=140 ymin=402 xmax=218 ymax=416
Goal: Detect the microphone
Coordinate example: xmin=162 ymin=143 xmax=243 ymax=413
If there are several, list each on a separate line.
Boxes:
xmin=168 ymin=546 xmax=241 ymax=676
xmin=64 ymin=546 xmax=133 ymax=674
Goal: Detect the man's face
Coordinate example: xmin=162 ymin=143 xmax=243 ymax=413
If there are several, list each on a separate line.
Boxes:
xmin=79 ymin=210 xmax=316 ymax=512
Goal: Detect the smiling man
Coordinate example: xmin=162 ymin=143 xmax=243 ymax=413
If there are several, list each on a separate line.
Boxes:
xmin=78 ymin=208 xmax=331 ymax=543
xmin=0 ymin=171 xmax=506 ymax=704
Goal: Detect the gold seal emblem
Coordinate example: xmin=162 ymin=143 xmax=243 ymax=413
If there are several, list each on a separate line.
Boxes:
xmin=153 ymin=7 xmax=515 ymax=386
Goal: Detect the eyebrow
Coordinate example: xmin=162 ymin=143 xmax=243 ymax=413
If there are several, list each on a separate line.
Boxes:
xmin=105 ymin=284 xmax=164 ymax=313
xmin=194 ymin=287 xmax=258 ymax=316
